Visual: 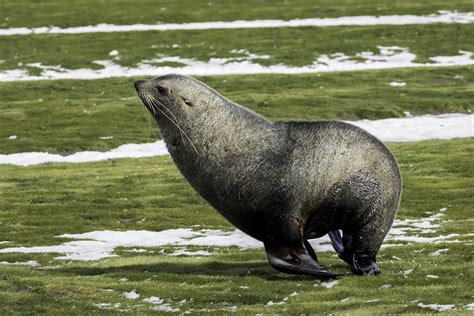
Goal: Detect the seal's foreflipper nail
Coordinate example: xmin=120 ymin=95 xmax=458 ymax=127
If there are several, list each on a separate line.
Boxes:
xmin=328 ymin=230 xmax=344 ymax=254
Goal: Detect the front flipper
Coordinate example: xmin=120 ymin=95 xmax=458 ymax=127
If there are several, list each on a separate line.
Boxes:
xmin=264 ymin=242 xmax=337 ymax=278
xmin=328 ymin=230 xmax=379 ymax=275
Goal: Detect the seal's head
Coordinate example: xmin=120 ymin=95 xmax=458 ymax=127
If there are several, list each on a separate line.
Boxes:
xmin=134 ymin=74 xmax=271 ymax=157
xmin=133 ymin=74 xmax=201 ymax=122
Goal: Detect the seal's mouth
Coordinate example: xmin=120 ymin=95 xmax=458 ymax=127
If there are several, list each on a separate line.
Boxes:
xmin=134 ymin=80 xmax=152 ymax=110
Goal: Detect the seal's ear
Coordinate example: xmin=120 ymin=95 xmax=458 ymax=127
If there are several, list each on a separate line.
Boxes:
xmin=181 ymin=96 xmax=193 ymax=107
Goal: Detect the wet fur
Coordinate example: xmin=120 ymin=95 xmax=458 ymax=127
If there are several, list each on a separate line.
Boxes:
xmin=135 ymin=74 xmax=402 ymax=276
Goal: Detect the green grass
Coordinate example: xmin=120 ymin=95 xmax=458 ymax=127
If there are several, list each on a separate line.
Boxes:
xmin=0 ymin=138 xmax=472 ymax=314
xmin=1 ymin=0 xmax=473 ymax=28
xmin=0 ymin=0 xmax=473 ymax=314
xmin=1 ymin=23 xmax=473 ymax=71
xmin=1 ymin=67 xmax=473 ymax=154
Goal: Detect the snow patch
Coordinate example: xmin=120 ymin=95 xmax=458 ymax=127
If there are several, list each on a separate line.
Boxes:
xmin=388 ymin=81 xmax=406 ymax=87
xmin=0 ymin=229 xmax=262 ymax=261
xmin=109 ymin=50 xmax=119 ymax=57
xmin=430 ymin=248 xmax=449 ymax=256
xmin=0 ymin=140 xmax=168 ymax=166
xmin=143 ymin=297 xmax=179 ymax=312
xmin=266 ymin=300 xmax=285 ymax=306
xmin=320 ymin=280 xmax=339 ymax=289
xmin=8 ymin=135 xmax=17 ymax=140
xmin=170 ymin=248 xmax=213 ymax=256
xmin=417 ymin=303 xmax=455 ymax=312
xmin=466 ymin=303 xmax=474 ymax=311
xmin=0 ymin=47 xmax=473 ymax=81
xmin=1 ymin=113 xmax=472 ymax=166
xmin=1 ymin=11 xmax=473 ymax=36
xmin=143 ymin=296 xmax=164 ymax=305
xmin=0 ymin=260 xmax=40 ymax=267
xmin=0 ymin=208 xmax=466 ymax=261
xmin=123 ymin=290 xmax=140 ymax=300
xmin=426 ymin=274 xmax=439 ymax=279
xmin=348 ymin=113 xmax=474 ymax=143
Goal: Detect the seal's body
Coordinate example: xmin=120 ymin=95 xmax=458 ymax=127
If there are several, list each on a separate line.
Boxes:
xmin=134 ymin=74 xmax=402 ymax=277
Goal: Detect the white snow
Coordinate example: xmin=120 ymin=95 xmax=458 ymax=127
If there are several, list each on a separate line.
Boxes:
xmin=92 ymin=303 xmax=123 ymax=310
xmin=266 ymin=300 xmax=285 ymax=306
xmin=417 ymin=303 xmax=455 ymax=312
xmin=0 ymin=203 xmax=465 ymax=261
xmin=466 ymin=303 xmax=474 ymax=311
xmin=109 ymin=50 xmax=119 ymax=57
xmin=125 ymin=248 xmax=151 ymax=253
xmin=0 ymin=228 xmax=262 ymax=261
xmin=170 ymin=248 xmax=212 ymax=256
xmin=426 ymin=274 xmax=439 ymax=279
xmin=0 ymin=260 xmax=40 ymax=267
xmin=388 ymin=81 xmax=406 ymax=87
xmin=143 ymin=297 xmax=164 ymax=305
xmin=1 ymin=113 xmax=471 ymax=167
xmin=320 ymin=280 xmax=339 ymax=289
xmin=0 ymin=11 xmax=472 ymax=36
xmin=0 ymin=140 xmax=168 ymax=166
xmin=0 ymin=46 xmax=473 ymax=82
xmin=8 ymin=135 xmax=17 ymax=140
xmin=348 ymin=113 xmax=474 ymax=143
xmin=430 ymin=248 xmax=449 ymax=256
xmin=123 ymin=290 xmax=140 ymax=300
xmin=0 ymin=241 xmax=11 ymax=245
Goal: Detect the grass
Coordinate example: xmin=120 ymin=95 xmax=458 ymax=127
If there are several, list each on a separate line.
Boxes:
xmin=0 ymin=67 xmax=473 ymax=154
xmin=1 ymin=0 xmax=473 ymax=28
xmin=0 ymin=139 xmax=473 ymax=314
xmin=0 ymin=0 xmax=473 ymax=314
xmin=1 ymin=24 xmax=473 ymax=71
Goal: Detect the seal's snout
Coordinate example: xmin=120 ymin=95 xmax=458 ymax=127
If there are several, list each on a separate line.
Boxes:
xmin=134 ymin=80 xmax=145 ymax=91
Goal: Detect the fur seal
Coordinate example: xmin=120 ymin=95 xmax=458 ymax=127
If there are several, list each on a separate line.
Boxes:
xmin=134 ymin=74 xmax=402 ymax=277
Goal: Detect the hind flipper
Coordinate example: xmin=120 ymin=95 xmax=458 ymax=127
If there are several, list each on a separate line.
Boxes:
xmin=264 ymin=242 xmax=337 ymax=278
xmin=328 ymin=230 xmax=344 ymax=254
xmin=329 ymin=230 xmax=353 ymax=265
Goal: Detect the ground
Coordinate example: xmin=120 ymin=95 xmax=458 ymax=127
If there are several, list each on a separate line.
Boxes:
xmin=0 ymin=0 xmax=473 ymax=314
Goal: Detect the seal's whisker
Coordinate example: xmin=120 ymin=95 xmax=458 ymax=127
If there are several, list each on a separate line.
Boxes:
xmin=146 ymin=95 xmax=199 ymax=156
xmin=148 ymin=95 xmax=190 ymax=153
xmin=141 ymin=100 xmax=158 ymax=141
xmin=149 ymin=98 xmax=198 ymax=156
xmin=138 ymin=92 xmax=161 ymax=141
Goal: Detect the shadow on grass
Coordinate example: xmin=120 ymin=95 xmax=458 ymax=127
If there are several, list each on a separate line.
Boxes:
xmin=48 ymin=261 xmax=345 ymax=281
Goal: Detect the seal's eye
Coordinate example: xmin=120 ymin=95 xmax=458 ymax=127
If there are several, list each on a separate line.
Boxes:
xmin=181 ymin=97 xmax=193 ymax=107
xmin=157 ymin=86 xmax=166 ymax=94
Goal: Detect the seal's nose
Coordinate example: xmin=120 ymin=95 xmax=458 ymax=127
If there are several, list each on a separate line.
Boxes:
xmin=134 ymin=80 xmax=145 ymax=91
